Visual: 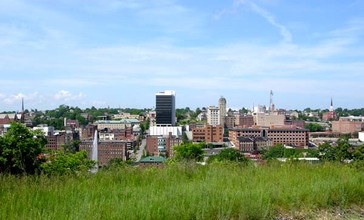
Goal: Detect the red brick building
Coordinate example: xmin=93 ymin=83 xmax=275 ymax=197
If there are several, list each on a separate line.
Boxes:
xmin=235 ymin=114 xmax=254 ymax=128
xmin=146 ymin=133 xmax=181 ymax=157
xmin=238 ymin=137 xmax=273 ymax=153
xmin=322 ymin=111 xmax=337 ymax=122
xmin=80 ymin=141 xmax=128 ymax=166
xmin=192 ymin=125 xmax=224 ymax=143
xmin=332 ymin=118 xmax=364 ymax=134
xmin=229 ymin=128 xmax=309 ymax=148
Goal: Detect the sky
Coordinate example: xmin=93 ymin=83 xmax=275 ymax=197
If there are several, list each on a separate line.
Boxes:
xmin=1 ymin=0 xmax=364 ymax=111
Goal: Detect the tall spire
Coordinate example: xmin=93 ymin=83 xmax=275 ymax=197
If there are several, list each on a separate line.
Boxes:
xmin=21 ymin=97 xmax=24 ymax=113
xmin=329 ymin=97 xmax=334 ymax=112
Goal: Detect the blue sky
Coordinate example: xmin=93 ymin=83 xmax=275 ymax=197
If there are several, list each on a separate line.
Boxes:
xmin=1 ymin=0 xmax=364 ymax=111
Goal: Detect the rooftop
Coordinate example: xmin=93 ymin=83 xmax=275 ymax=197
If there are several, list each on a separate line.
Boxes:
xmin=139 ymin=156 xmax=167 ymax=163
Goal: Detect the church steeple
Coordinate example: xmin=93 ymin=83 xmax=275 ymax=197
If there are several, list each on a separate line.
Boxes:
xmin=329 ymin=97 xmax=334 ymax=112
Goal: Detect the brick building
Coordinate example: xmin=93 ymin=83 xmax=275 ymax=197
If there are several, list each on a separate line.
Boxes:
xmin=192 ymin=125 xmax=224 ymax=143
xmin=235 ymin=114 xmax=254 ymax=128
xmin=229 ymin=128 xmax=309 ymax=148
xmin=44 ymin=132 xmax=79 ymax=151
xmin=80 ymin=141 xmax=128 ymax=166
xmin=225 ymin=114 xmax=235 ymax=129
xmin=44 ymin=135 xmax=64 ymax=151
xmin=284 ymin=120 xmax=305 ymax=129
xmin=146 ymin=133 xmax=181 ymax=157
xmin=332 ymin=117 xmax=364 ymax=134
xmin=322 ymin=111 xmax=337 ymax=122
xmin=238 ymin=137 xmax=273 ymax=153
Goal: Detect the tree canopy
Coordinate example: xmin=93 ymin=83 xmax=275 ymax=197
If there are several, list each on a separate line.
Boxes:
xmin=173 ymin=142 xmax=204 ymax=162
xmin=208 ymin=148 xmax=248 ymax=164
xmin=0 ymin=122 xmax=46 ymax=174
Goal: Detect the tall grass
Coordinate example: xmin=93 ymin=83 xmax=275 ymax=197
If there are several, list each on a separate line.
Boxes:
xmin=0 ymin=162 xmax=363 ymax=219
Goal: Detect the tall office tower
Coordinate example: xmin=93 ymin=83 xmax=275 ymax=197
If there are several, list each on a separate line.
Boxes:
xmin=156 ymin=90 xmax=176 ymax=126
xmin=218 ymin=96 xmax=226 ymax=126
xmin=207 ymin=106 xmax=220 ymax=126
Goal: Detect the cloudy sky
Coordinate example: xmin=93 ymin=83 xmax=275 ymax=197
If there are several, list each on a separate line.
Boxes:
xmin=1 ymin=0 xmax=363 ymax=111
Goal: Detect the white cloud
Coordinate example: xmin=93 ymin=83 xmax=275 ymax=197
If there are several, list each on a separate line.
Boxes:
xmin=54 ymin=90 xmax=84 ymax=101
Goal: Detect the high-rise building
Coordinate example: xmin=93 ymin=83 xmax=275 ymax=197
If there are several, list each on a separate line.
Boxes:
xmin=207 ymin=106 xmax=220 ymax=126
xmin=156 ymin=90 xmax=176 ymax=126
xmin=219 ymin=96 xmax=226 ymax=126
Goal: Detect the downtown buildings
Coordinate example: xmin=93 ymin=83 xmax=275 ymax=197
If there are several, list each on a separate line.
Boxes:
xmin=146 ymin=90 xmax=182 ymax=157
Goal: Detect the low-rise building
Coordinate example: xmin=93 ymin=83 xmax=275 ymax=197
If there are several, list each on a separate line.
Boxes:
xmin=139 ymin=156 xmax=166 ymax=168
xmin=238 ymin=137 xmax=273 ymax=153
xmin=33 ymin=124 xmax=55 ymax=136
xmin=146 ymin=133 xmax=181 ymax=157
xmin=322 ymin=111 xmax=337 ymax=122
xmin=332 ymin=119 xmax=364 ymax=134
xmin=229 ymin=128 xmax=309 ymax=148
xmin=95 ymin=119 xmax=139 ymax=131
xmin=359 ymin=132 xmax=364 ymax=142
xmin=149 ymin=126 xmax=182 ymax=136
xmin=225 ymin=114 xmax=235 ymax=129
xmin=253 ymin=113 xmax=285 ymax=127
xmin=44 ymin=131 xmax=79 ymax=151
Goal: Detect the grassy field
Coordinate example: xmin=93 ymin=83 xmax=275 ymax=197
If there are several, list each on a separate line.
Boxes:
xmin=1 ymin=162 xmax=363 ymax=219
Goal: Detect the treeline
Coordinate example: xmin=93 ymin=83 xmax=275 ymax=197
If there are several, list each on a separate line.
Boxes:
xmin=26 ymin=105 xmax=152 ymax=130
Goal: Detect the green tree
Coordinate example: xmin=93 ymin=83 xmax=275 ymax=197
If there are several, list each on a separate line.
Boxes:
xmin=62 ymin=140 xmax=80 ymax=154
xmin=318 ymin=138 xmax=354 ymax=162
xmin=208 ymin=148 xmax=248 ymax=163
xmin=41 ymin=150 xmax=94 ymax=175
xmin=173 ymin=142 xmax=204 ymax=161
xmin=0 ymin=122 xmax=46 ymax=174
xmin=262 ymin=145 xmax=285 ymax=160
xmin=305 ymin=123 xmax=325 ymax=132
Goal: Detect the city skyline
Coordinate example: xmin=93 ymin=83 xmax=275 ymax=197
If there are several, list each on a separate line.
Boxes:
xmin=1 ymin=0 xmax=364 ymax=111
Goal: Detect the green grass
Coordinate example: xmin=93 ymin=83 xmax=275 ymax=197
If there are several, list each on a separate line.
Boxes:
xmin=1 ymin=162 xmax=363 ymax=219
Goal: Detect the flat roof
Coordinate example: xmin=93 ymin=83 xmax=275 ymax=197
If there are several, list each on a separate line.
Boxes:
xmin=139 ymin=156 xmax=167 ymax=163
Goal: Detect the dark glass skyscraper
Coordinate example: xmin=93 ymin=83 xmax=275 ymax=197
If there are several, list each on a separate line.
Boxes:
xmin=156 ymin=91 xmax=175 ymax=126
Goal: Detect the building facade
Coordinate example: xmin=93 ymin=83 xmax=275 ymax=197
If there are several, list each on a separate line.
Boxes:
xmin=156 ymin=90 xmax=176 ymax=126
xmin=207 ymin=106 xmax=220 ymax=126
xmin=218 ymin=97 xmax=226 ymax=126
xmin=146 ymin=133 xmax=181 ymax=157
xmin=80 ymin=141 xmax=128 ymax=166
xmin=238 ymin=137 xmax=273 ymax=153
xmin=229 ymin=128 xmax=309 ymax=148
xmin=253 ymin=113 xmax=285 ymax=127
xmin=332 ymin=118 xmax=364 ymax=134
xmin=192 ymin=125 xmax=224 ymax=143
xmin=235 ymin=114 xmax=254 ymax=128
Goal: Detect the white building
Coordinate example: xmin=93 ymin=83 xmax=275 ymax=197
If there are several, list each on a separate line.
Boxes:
xmin=253 ymin=113 xmax=285 ymax=127
xmin=207 ymin=106 xmax=220 ymax=126
xmin=33 ymin=124 xmax=55 ymax=136
xmin=149 ymin=126 xmax=183 ymax=137
xmin=359 ymin=132 xmax=364 ymax=142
